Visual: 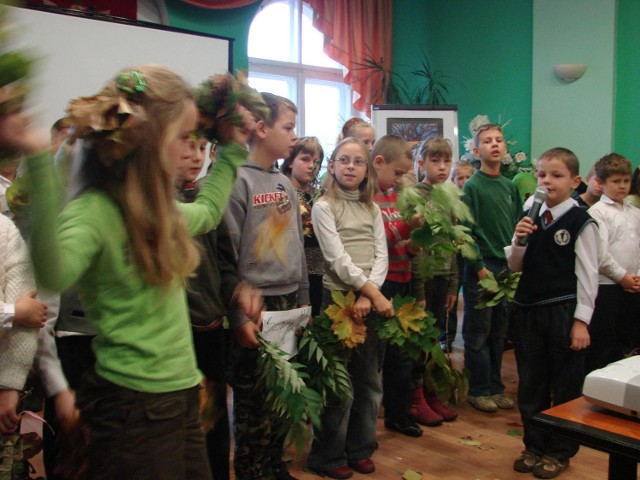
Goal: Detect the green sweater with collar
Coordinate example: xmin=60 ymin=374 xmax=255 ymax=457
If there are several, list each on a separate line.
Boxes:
xmin=27 ymin=144 xmax=247 ymax=393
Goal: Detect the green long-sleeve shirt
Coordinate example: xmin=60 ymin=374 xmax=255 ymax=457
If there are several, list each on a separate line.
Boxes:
xmin=462 ymin=170 xmax=522 ymax=272
xmin=28 ymin=144 xmax=247 ymax=393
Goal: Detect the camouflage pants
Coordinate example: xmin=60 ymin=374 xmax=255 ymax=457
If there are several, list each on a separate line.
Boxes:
xmin=230 ymin=292 xmax=297 ymax=480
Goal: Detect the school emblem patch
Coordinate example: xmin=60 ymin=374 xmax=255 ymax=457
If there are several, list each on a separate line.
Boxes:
xmin=554 ymin=229 xmax=571 ymax=246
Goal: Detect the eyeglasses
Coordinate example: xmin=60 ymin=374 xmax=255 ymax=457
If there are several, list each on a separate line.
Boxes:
xmin=335 ymin=155 xmax=367 ymax=167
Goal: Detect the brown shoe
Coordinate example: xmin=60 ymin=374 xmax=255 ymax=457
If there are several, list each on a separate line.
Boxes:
xmin=513 ymin=450 xmax=541 ymax=473
xmin=533 ymin=456 xmax=569 ymax=479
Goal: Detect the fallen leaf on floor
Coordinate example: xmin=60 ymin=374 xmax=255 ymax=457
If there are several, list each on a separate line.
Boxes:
xmin=459 ymin=438 xmax=482 ymax=446
xmin=477 ymin=444 xmax=495 ymax=451
xmin=507 ymin=421 xmax=523 ymax=427
xmin=507 ymin=428 xmax=524 ymax=436
xmin=402 ymin=469 xmax=423 ymax=480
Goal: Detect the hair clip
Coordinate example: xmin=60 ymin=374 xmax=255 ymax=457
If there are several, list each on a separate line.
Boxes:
xmin=117 ymin=70 xmax=146 ymax=95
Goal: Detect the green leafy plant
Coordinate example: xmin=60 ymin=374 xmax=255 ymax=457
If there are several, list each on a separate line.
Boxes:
xmin=298 ymin=317 xmax=352 ymax=404
xmin=352 ymin=51 xmax=450 ymax=106
xmin=375 ymin=295 xmax=441 ymax=360
xmin=475 ymin=270 xmax=522 ymax=309
xmin=256 ymin=336 xmax=323 ymax=453
xmin=397 ymin=182 xmax=477 ymax=280
xmin=423 ymin=310 xmax=470 ymax=405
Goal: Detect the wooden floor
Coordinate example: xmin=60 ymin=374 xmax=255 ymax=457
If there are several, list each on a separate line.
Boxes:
xmin=32 ymin=305 xmax=620 ymax=479
xmin=285 ymin=347 xmax=612 ymax=480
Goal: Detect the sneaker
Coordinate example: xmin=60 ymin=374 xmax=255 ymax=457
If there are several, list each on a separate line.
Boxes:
xmin=513 ymin=450 xmax=541 ymax=473
xmin=348 ymin=458 xmax=375 ymax=474
xmin=466 ymin=395 xmax=498 ymax=412
xmin=409 ymin=387 xmax=444 ymax=426
xmin=425 ymin=392 xmax=458 ymax=421
xmin=312 ymin=465 xmax=353 ymax=479
xmin=491 ymin=393 xmax=515 ymax=409
xmin=533 ymin=456 xmax=569 ymax=479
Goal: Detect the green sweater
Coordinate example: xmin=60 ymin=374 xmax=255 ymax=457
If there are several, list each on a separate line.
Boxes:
xmin=462 ymin=170 xmax=522 ymax=271
xmin=27 ymin=144 xmax=247 ymax=393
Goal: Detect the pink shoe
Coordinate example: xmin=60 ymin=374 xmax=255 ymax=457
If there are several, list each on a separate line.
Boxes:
xmin=425 ymin=391 xmax=458 ymax=421
xmin=408 ymin=387 xmax=443 ymax=426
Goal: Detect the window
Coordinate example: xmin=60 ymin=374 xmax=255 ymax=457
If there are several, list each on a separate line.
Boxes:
xmin=248 ymin=0 xmax=356 ymax=162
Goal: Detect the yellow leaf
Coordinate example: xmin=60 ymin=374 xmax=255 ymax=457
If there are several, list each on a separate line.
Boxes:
xmin=396 ymin=301 xmax=427 ymax=335
xmin=325 ymin=291 xmax=366 ymax=348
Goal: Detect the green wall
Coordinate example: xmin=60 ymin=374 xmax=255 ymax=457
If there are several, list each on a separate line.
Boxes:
xmin=614 ymin=0 xmax=640 ymax=166
xmin=393 ymin=0 xmax=533 ymax=160
xmin=164 ymin=0 xmax=260 ymax=72
xmin=532 ymin=0 xmax=616 ymax=174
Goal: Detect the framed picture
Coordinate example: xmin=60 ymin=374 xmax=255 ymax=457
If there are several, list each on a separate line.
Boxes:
xmin=371 ymin=104 xmax=459 ymax=161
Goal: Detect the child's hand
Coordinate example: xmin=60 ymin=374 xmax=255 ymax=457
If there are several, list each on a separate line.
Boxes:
xmin=233 ymin=282 xmax=263 ymax=322
xmin=14 ymin=291 xmax=47 ymax=328
xmin=0 ymin=111 xmax=49 ymax=155
xmin=476 ymin=267 xmax=489 ymax=280
xmin=216 ymin=104 xmax=255 ymax=147
xmin=514 ymin=216 xmax=537 ymax=244
xmin=372 ymin=293 xmax=394 ymax=318
xmin=352 ymin=295 xmax=372 ymax=321
xmin=445 ymin=294 xmax=457 ymax=312
xmin=570 ymin=319 xmax=590 ymax=351
xmin=407 ymin=213 xmax=424 ymax=231
xmin=54 ymin=389 xmax=79 ymax=427
xmin=0 ymin=389 xmax=19 ymax=433
xmin=232 ymin=319 xmax=261 ymax=349
xmin=621 ymin=274 xmax=640 ymax=293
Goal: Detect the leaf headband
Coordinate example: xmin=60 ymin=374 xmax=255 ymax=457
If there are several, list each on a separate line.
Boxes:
xmin=66 ymin=70 xmax=148 ymax=168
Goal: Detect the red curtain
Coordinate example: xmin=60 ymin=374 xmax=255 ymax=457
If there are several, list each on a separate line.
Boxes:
xmin=305 ymin=0 xmax=393 ymax=115
xmin=28 ymin=1 xmax=137 ymax=19
xmin=181 ymin=0 xmax=258 ymax=8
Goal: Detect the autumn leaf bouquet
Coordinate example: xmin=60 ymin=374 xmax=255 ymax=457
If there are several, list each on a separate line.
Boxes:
xmin=194 ymin=70 xmax=269 ymax=143
xmin=475 ymin=270 xmax=521 ymax=309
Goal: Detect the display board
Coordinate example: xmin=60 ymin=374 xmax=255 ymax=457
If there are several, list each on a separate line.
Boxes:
xmin=10 ymin=5 xmax=232 ymax=128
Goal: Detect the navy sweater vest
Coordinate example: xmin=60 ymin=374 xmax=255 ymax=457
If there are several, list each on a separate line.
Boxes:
xmin=514 ymin=206 xmax=595 ymax=306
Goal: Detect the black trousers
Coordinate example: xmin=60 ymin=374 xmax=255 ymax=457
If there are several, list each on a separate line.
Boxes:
xmin=510 ymin=302 xmax=584 ymax=461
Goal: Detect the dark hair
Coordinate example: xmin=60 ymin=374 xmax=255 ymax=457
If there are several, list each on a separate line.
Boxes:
xmin=281 ymin=136 xmax=325 ymax=185
xmin=631 ymin=166 xmax=640 ymax=196
xmin=539 ymin=147 xmax=580 ymax=176
xmin=259 ymin=92 xmax=297 ymax=127
xmin=594 ymin=153 xmax=632 ymax=181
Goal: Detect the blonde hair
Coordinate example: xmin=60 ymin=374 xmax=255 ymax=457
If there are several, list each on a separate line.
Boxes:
xmin=323 ymin=137 xmax=377 ymax=209
xmin=451 ymin=159 xmax=474 ymax=179
xmin=338 ymin=117 xmax=374 ymax=142
xmin=76 ymin=65 xmax=199 ymax=287
xmin=371 ymin=134 xmax=412 ymax=163
xmin=473 ymin=123 xmax=503 ymax=147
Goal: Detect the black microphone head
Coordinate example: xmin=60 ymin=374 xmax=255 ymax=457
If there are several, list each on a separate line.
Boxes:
xmin=532 ymin=186 xmax=548 ymax=204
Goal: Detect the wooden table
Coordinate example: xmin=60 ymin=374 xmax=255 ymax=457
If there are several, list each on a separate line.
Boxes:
xmin=531 ymin=397 xmax=640 ymax=479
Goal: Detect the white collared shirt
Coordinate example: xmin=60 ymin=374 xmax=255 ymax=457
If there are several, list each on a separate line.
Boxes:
xmin=587 ymin=194 xmax=640 ymax=284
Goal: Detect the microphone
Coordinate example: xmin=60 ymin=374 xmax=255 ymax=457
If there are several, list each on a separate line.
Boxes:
xmin=517 ymin=186 xmax=548 ymax=246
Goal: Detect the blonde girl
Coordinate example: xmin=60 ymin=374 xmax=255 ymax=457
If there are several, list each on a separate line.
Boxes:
xmin=338 ymin=117 xmax=376 ymax=152
xmin=0 ymin=65 xmax=251 ymax=480
xmin=307 ymin=137 xmax=392 ymax=479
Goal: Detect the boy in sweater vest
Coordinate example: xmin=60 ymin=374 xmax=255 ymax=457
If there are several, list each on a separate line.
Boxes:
xmin=507 ymin=147 xmax=599 ymax=479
